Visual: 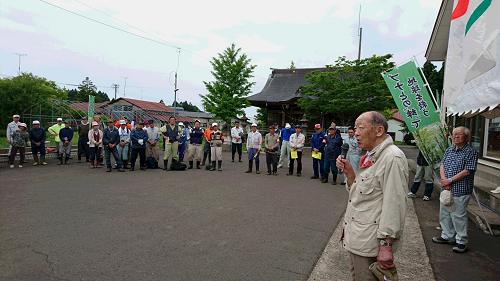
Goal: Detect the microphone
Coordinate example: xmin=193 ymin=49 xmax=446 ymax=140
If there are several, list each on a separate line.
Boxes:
xmin=339 ymin=143 xmax=350 ymax=174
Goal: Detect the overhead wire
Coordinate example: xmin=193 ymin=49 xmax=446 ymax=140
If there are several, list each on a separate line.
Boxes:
xmin=38 ymin=0 xmax=210 ymax=61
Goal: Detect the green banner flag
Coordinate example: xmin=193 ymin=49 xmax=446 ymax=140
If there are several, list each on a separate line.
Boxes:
xmin=383 ymin=61 xmax=449 ymax=168
xmin=383 ymin=61 xmax=439 ymax=133
xmin=88 ymin=96 xmax=95 ymax=119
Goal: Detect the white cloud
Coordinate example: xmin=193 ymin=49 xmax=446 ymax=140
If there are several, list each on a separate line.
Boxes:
xmin=235 ymin=34 xmax=285 ymax=54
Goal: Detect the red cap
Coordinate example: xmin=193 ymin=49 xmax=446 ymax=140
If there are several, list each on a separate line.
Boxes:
xmin=314 ymin=124 xmax=321 ymax=129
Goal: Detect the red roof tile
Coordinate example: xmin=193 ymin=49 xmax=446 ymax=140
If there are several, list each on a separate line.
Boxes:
xmin=391 ymin=111 xmax=405 ymax=123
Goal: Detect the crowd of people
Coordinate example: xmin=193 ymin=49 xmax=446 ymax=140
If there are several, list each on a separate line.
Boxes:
xmin=6 ymin=110 xmax=480 ymax=279
xmin=6 ymin=113 xmax=361 ymax=179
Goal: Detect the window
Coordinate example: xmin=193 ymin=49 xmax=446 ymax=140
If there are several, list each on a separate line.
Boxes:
xmin=124 ymin=106 xmax=133 ymax=111
xmin=484 ymin=117 xmax=500 ymax=161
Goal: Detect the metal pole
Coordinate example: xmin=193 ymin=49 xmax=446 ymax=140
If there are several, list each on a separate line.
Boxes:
xmin=358 ymin=5 xmax=362 ymax=61
xmin=121 ymin=77 xmax=128 ymax=97
xmin=413 ymin=56 xmax=440 ymax=113
xmin=174 ymin=73 xmax=178 ymax=118
xmin=12 ymin=53 xmax=27 ymax=75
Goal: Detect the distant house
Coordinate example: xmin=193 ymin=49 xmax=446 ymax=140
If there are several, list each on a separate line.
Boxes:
xmin=101 ymin=98 xmax=195 ymax=125
xmin=176 ymin=111 xmax=215 ymax=128
xmin=388 ymin=111 xmax=405 ymax=142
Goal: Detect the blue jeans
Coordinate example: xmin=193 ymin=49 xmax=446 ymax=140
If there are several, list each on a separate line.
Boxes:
xmin=312 ymin=153 xmax=324 ymax=177
xmin=31 ymin=143 xmax=46 ymax=155
xmin=232 ymin=143 xmax=242 ymax=156
xmin=324 ymin=160 xmax=338 ymax=175
xmin=439 ymin=194 xmax=471 ymax=245
xmin=248 ymin=148 xmax=260 ymax=161
xmin=104 ymin=145 xmax=122 ymax=169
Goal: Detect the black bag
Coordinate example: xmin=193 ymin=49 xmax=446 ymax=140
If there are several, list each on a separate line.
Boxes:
xmin=147 ymin=157 xmax=158 ymax=169
xmin=171 ymin=161 xmax=187 ymax=171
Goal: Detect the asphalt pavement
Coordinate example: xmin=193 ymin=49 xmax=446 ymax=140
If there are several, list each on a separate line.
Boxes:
xmin=1 ymin=151 xmax=348 ymax=280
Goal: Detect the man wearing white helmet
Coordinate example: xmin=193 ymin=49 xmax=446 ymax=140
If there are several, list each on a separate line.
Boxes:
xmin=6 ymin=114 xmax=21 ymax=156
xmin=209 ymin=123 xmax=224 ymax=171
xmin=117 ymin=120 xmax=131 ymax=169
xmin=245 ymin=123 xmax=262 ymax=174
xmin=29 ymin=120 xmax=47 ymax=166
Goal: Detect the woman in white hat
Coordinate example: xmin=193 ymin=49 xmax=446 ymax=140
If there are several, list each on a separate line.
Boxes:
xmin=9 ymin=123 xmax=29 ymax=168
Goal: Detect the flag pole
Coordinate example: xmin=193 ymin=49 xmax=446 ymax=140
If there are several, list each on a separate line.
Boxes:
xmin=413 ymin=56 xmax=440 ymax=113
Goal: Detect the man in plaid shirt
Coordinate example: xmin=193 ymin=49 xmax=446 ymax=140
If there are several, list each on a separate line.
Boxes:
xmin=432 ymin=126 xmax=478 ymax=254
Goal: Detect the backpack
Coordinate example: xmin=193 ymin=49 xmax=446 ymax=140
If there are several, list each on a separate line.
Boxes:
xmin=147 ymin=157 xmax=158 ymax=169
xmin=171 ymin=161 xmax=187 ymax=171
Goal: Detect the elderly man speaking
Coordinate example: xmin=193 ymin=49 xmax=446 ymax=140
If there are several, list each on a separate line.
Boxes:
xmin=337 ymin=111 xmax=408 ymax=280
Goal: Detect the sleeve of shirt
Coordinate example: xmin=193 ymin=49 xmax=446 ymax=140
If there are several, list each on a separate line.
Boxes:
xmin=289 ymin=135 xmax=295 ymax=149
xmin=68 ymin=129 xmax=74 ymax=142
xmin=6 ymin=125 xmax=12 ymax=141
xmin=377 ymin=155 xmax=408 ymax=240
xmin=102 ymin=130 xmax=110 ymax=145
xmin=297 ymin=135 xmax=305 ymax=149
xmin=231 ymin=128 xmax=236 ymax=138
xmin=59 ymin=129 xmax=64 ymax=141
xmin=464 ymin=148 xmax=478 ymax=171
xmin=318 ymin=135 xmax=326 ymax=151
xmin=271 ymin=136 xmax=279 ymax=150
xmin=41 ymin=128 xmax=46 ymax=143
xmin=29 ymin=129 xmax=34 ymax=143
xmin=47 ymin=125 xmax=55 ymax=135
xmin=310 ymin=135 xmax=316 ymax=150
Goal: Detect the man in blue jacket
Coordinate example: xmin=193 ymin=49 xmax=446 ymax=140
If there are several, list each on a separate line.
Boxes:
xmin=58 ymin=120 xmax=74 ymax=165
xmin=321 ymin=125 xmax=343 ymax=185
xmin=310 ymin=124 xmax=326 ymax=180
xmin=103 ymin=119 xmax=124 ymax=172
xmin=29 ymin=120 xmax=47 ymax=166
xmin=278 ymin=123 xmax=295 ymax=168
xmin=130 ymin=121 xmax=149 ymax=171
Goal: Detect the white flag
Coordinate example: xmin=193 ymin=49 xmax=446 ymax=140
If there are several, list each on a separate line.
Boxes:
xmin=444 ymin=0 xmax=500 ymax=115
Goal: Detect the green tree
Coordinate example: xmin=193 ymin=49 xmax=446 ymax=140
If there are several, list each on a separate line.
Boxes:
xmin=77 ymin=77 xmax=99 ymax=102
xmin=255 ymin=107 xmax=267 ymax=126
xmin=288 ymin=60 xmax=296 ymax=69
xmin=171 ymin=100 xmax=202 ymax=112
xmin=421 ymin=61 xmax=444 ymax=106
xmin=97 ymin=90 xmax=110 ymax=102
xmin=201 ymin=43 xmax=256 ymax=129
xmin=68 ymin=89 xmax=78 ymax=101
xmin=0 ymin=73 xmax=66 ymax=127
xmin=299 ymin=54 xmax=397 ymax=125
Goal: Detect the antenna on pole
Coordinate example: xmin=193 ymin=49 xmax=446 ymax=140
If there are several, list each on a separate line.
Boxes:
xmin=12 ymin=53 xmax=27 ymax=75
xmin=111 ymin=84 xmax=119 ymax=100
xmin=357 ymin=5 xmax=362 ymax=61
xmin=173 ymin=48 xmax=181 ymax=118
xmin=121 ymin=76 xmax=128 ymax=97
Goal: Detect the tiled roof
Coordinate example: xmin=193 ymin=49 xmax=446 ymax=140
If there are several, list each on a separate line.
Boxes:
xmin=69 ymin=101 xmax=110 ymax=114
xmin=391 ymin=110 xmax=405 ymax=123
xmin=248 ymin=68 xmax=330 ymax=104
xmin=108 ymin=98 xmax=174 ymax=112
xmin=176 ymin=111 xmax=214 ymax=119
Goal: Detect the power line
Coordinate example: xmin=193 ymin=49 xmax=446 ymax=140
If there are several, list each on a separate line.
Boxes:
xmin=38 ymin=0 xmax=210 ymax=61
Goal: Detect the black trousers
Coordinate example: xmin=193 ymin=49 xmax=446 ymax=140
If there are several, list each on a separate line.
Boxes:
xmin=131 ymin=148 xmax=146 ymax=168
xmin=89 ymin=147 xmax=101 ymax=161
xmin=232 ymin=143 xmax=242 ymax=156
xmin=78 ymin=136 xmax=90 ymax=159
xmin=266 ymin=153 xmax=278 ymax=173
xmin=289 ymin=151 xmax=302 ymax=174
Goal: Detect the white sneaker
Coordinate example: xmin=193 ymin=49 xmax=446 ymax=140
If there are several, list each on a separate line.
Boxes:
xmin=407 ymin=192 xmax=416 ymax=198
xmin=18 ymin=165 xmax=23 ymax=168
xmin=10 ymin=165 xmax=14 ymax=168
xmin=423 ymin=196 xmax=430 ymax=201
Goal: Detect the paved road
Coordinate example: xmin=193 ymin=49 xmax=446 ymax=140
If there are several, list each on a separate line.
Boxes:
xmin=1 ymin=152 xmax=348 ymax=280
xmin=400 ymin=145 xmax=500 ymax=281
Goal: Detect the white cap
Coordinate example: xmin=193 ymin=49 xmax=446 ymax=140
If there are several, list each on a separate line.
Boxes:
xmin=119 ymin=120 xmax=126 ymax=125
xmin=18 ymin=123 xmax=27 ymax=128
xmin=13 ymin=114 xmax=20 ymax=118
xmin=57 ymin=118 xmax=63 ymax=121
xmin=212 ymin=122 xmax=218 ymax=127
xmin=33 ymin=120 xmax=40 ymax=125
xmin=440 ymin=190 xmax=455 ymax=212
xmin=179 ymin=122 xmax=185 ymax=127
xmin=251 ymin=123 xmax=257 ymax=127
xmin=285 ymin=123 xmax=291 ymax=129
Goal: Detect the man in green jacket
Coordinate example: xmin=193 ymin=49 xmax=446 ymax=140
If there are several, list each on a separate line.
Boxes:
xmin=265 ymin=125 xmax=280 ymax=175
xmin=48 ymin=118 xmax=64 ymax=154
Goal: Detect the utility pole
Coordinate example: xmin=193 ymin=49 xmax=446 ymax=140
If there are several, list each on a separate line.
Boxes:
xmin=173 ymin=48 xmax=181 ymax=118
xmin=357 ymin=5 xmax=362 ymax=61
xmin=121 ymin=76 xmax=128 ymax=97
xmin=111 ymin=84 xmax=119 ymax=100
xmin=12 ymin=53 xmax=27 ymax=75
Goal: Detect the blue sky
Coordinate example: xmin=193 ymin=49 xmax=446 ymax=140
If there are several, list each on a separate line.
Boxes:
xmin=0 ymin=0 xmax=442 ymax=119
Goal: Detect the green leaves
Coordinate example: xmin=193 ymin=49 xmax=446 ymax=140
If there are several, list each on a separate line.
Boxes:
xmin=299 ymin=54 xmax=397 ymax=125
xmin=201 ymin=43 xmax=255 ymax=124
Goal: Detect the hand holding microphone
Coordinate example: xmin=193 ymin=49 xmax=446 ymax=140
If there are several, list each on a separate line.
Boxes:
xmin=338 ymin=143 xmax=350 ymax=174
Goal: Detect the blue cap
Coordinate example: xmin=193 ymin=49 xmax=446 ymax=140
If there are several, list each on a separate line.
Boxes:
xmin=234 ymin=120 xmax=240 ymax=123
xmin=295 ymin=124 xmax=301 ymax=128
xmin=183 ymin=121 xmax=190 ymax=125
xmin=273 ymin=122 xmax=278 ymax=125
